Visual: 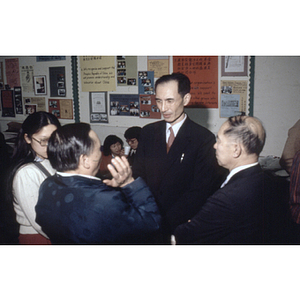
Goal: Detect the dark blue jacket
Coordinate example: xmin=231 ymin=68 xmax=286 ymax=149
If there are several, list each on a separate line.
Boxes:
xmin=35 ymin=174 xmax=161 ymax=244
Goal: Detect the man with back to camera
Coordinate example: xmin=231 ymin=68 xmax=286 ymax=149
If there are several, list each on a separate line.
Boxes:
xmin=132 ymin=72 xmax=226 ymax=244
xmin=174 ymin=115 xmax=289 ymax=244
xmin=35 ymin=123 xmax=161 ymax=244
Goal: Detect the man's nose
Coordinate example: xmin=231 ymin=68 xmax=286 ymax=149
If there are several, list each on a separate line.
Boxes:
xmin=160 ymin=100 xmax=167 ymax=112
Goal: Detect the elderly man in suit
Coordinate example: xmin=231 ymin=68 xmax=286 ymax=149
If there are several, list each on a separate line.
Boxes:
xmin=174 ymin=115 xmax=288 ymax=244
xmin=132 ymin=72 xmax=225 ymax=243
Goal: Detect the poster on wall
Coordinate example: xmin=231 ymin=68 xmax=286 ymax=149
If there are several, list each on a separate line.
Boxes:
xmin=117 ymin=56 xmax=137 ymax=86
xmin=14 ymin=87 xmax=23 ymax=114
xmin=80 ymin=56 xmax=116 ymax=92
xmin=173 ymin=56 xmax=218 ymax=108
xmin=48 ymin=98 xmax=73 ymax=119
xmin=49 ymin=67 xmax=66 ymax=97
xmin=139 ymin=94 xmax=161 ymax=119
xmin=5 ymin=58 xmax=20 ymax=88
xmin=220 ymin=80 xmax=248 ymax=117
xmin=221 ymin=56 xmax=248 ymax=76
xmin=89 ymin=92 xmax=108 ymax=123
xmin=138 ymin=71 xmax=154 ymax=95
xmin=1 ymin=90 xmax=15 ymax=117
xmin=21 ymin=66 xmax=34 ymax=93
xmin=110 ymin=94 xmax=139 ymax=116
xmin=147 ymin=56 xmax=169 ymax=78
xmin=24 ymin=97 xmax=46 ymax=112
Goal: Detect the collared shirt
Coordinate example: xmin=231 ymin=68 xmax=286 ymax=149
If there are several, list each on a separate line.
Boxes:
xmin=220 ymin=162 xmax=259 ymax=188
xmin=57 ymin=171 xmax=101 ymax=181
xmin=166 ymin=113 xmax=187 ymax=143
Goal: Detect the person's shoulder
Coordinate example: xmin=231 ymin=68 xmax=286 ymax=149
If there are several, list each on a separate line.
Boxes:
xmin=184 ymin=117 xmax=215 ymax=137
xmin=142 ymin=120 xmax=164 ymax=132
xmin=15 ymin=162 xmax=38 ymax=175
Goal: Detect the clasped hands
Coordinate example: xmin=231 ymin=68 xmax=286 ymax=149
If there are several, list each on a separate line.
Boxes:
xmin=103 ymin=156 xmax=134 ymax=188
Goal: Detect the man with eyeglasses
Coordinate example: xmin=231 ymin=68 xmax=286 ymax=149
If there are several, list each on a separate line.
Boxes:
xmin=124 ymin=126 xmax=141 ymax=166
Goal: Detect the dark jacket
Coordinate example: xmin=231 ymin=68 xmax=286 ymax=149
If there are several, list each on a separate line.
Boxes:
xmin=174 ymin=165 xmax=289 ymax=244
xmin=132 ymin=117 xmax=226 ymax=234
xmin=35 ymin=175 xmax=161 ymax=244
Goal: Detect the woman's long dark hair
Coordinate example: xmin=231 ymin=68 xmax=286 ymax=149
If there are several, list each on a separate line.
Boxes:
xmin=6 ymin=111 xmax=61 ymax=204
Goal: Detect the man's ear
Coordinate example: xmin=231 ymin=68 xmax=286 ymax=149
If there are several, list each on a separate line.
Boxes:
xmin=79 ymin=154 xmax=90 ymax=169
xmin=24 ymin=133 xmax=31 ymax=145
xmin=183 ymin=93 xmax=191 ymax=106
xmin=233 ymin=143 xmax=242 ymax=158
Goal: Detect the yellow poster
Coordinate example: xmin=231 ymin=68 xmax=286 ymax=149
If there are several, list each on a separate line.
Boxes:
xmin=147 ymin=56 xmax=169 ymax=78
xmin=220 ymin=80 xmax=248 ymax=117
xmin=80 ymin=56 xmax=116 ymax=92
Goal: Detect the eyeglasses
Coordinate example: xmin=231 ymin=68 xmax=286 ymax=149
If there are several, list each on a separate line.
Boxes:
xmin=126 ymin=138 xmax=137 ymax=144
xmin=32 ymin=136 xmax=49 ymax=147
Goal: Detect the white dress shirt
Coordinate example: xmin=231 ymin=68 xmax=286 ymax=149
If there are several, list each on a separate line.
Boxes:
xmin=166 ymin=114 xmax=187 ymax=143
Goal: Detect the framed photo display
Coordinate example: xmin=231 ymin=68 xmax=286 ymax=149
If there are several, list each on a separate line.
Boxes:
xmin=89 ymin=92 xmax=108 ymax=123
xmin=33 ymin=75 xmax=47 ymax=95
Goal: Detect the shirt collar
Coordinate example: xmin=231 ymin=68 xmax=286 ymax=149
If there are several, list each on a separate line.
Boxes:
xmin=220 ymin=162 xmax=258 ymax=188
xmin=166 ymin=113 xmax=187 ymax=137
xmin=56 ymin=171 xmax=101 ymax=181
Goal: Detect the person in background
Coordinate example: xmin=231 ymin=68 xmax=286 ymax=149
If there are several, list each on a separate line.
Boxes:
xmin=0 ymin=132 xmax=19 ymax=244
xmin=6 ymin=111 xmax=61 ymax=245
xmin=98 ymin=134 xmax=125 ymax=179
xmin=289 ymin=150 xmax=300 ymax=225
xmin=124 ymin=126 xmax=141 ymax=166
xmin=132 ymin=72 xmax=226 ymax=243
xmin=35 ymin=123 xmax=161 ymax=244
xmin=174 ymin=115 xmax=288 ymax=244
xmin=280 ymin=118 xmax=300 ymax=174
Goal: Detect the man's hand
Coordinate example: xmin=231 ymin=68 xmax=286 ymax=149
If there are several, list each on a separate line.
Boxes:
xmin=103 ymin=156 xmax=134 ymax=188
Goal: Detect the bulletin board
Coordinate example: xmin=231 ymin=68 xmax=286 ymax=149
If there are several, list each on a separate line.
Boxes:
xmin=71 ymin=56 xmax=254 ymax=130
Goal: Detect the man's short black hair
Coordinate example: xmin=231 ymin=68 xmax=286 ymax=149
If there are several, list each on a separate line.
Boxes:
xmin=47 ymin=122 xmax=94 ymax=172
xmin=154 ymin=72 xmax=191 ymax=98
xmin=124 ymin=126 xmax=142 ymax=141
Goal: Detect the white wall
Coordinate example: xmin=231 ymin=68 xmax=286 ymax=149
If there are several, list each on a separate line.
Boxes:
xmin=253 ymin=56 xmax=300 ymax=157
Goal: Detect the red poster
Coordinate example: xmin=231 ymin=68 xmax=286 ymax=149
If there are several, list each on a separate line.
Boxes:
xmin=5 ymin=58 xmax=20 ymax=88
xmin=173 ymin=56 xmax=218 ymax=108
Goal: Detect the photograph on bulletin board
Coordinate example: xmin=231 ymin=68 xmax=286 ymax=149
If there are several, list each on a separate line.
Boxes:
xmin=139 ymin=94 xmax=161 ymax=119
xmin=48 ymin=99 xmax=73 ymax=119
xmin=116 ymin=56 xmax=137 ymax=86
xmin=173 ymin=56 xmax=218 ymax=108
xmin=110 ymin=94 xmax=139 ymax=116
xmin=138 ymin=71 xmax=155 ymax=95
xmin=24 ymin=97 xmax=46 ymax=112
xmin=49 ymin=67 xmax=66 ymax=97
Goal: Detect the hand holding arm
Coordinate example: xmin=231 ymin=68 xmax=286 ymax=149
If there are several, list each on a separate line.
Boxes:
xmin=103 ymin=156 xmax=134 ymax=188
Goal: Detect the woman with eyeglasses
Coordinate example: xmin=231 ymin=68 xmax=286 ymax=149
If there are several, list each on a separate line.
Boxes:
xmin=6 ymin=111 xmax=60 ymax=244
